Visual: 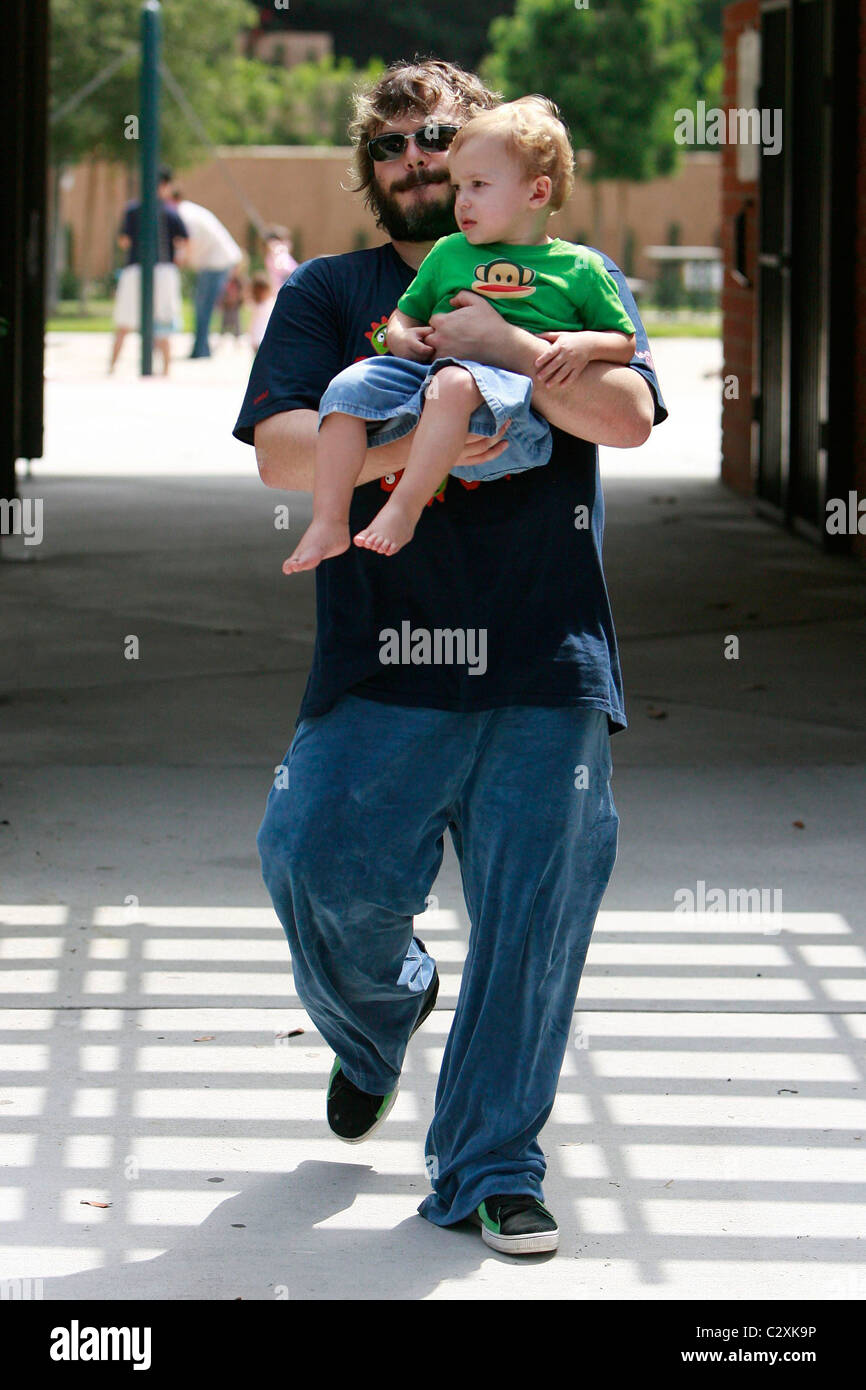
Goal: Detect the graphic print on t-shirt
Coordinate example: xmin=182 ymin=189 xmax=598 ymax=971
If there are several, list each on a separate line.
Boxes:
xmin=353 ymin=317 xmax=391 ymax=364
xmin=364 ymin=317 xmax=390 ymax=354
xmin=353 ymin=312 xmax=488 ymax=501
xmin=231 ymin=238 xmax=667 ymax=730
xmin=471 ymin=257 xmax=537 ymax=300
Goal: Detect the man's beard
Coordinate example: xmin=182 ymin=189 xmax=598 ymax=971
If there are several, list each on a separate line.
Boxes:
xmin=369 ymin=169 xmax=458 ymax=241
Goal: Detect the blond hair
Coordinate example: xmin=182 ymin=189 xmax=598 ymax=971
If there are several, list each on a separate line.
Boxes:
xmin=448 ymin=96 xmax=575 ymax=212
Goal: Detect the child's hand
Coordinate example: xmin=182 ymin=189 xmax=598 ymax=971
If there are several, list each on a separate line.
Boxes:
xmin=389 ymin=325 xmax=435 ymax=362
xmin=534 ymin=331 xmax=594 ymax=386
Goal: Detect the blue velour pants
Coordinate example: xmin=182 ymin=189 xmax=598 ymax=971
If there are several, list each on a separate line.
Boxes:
xmin=256 ymin=694 xmax=619 ymax=1228
xmin=190 ymin=268 xmax=230 ymax=358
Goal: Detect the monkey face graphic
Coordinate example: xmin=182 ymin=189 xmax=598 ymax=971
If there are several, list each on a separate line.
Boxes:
xmin=471 ymin=258 xmax=536 ymax=299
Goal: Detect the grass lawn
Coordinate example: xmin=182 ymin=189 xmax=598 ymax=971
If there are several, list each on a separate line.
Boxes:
xmin=641 ymin=311 xmax=721 ymax=338
xmin=47 ymin=299 xmax=196 ymax=334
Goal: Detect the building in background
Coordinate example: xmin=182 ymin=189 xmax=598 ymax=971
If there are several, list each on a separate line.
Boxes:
xmin=238 ymin=27 xmax=332 ymax=68
xmin=57 ymin=148 xmax=721 ymax=297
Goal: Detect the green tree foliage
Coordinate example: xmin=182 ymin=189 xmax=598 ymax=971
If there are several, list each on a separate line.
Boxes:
xmin=680 ymin=0 xmax=724 ymax=110
xmin=482 ymin=0 xmax=701 ymax=185
xmin=210 ymin=54 xmax=386 ymax=146
xmin=50 ymin=0 xmax=263 ymax=167
xmin=251 ymin=1 xmax=517 ymax=72
xmin=649 ymin=0 xmax=724 ymax=120
xmin=257 ymin=0 xmax=722 ymax=105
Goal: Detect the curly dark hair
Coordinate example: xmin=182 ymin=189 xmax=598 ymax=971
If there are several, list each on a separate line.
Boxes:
xmin=346 ymin=57 xmax=501 ymax=217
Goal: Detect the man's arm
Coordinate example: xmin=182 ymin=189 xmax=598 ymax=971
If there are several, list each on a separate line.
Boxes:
xmin=427 ymin=291 xmax=654 ymax=448
xmin=255 ymin=410 xmax=418 ymax=492
xmin=254 ymin=406 xmax=512 ymax=492
xmin=505 ymin=327 xmax=653 ymax=447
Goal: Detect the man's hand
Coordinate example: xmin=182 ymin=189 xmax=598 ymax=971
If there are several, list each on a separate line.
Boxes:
xmin=427 ymin=295 xmax=652 ymax=448
xmin=426 ymin=290 xmax=507 ymax=362
xmin=452 ymin=419 xmax=512 ymax=470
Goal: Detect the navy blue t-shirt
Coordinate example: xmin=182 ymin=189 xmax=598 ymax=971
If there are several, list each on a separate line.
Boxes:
xmin=233 ymin=240 xmax=667 ymax=733
xmin=120 ymin=200 xmax=188 ymax=266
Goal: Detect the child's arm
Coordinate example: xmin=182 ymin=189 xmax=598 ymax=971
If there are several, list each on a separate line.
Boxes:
xmin=534 ymin=328 xmax=636 ymax=387
xmin=386 ymin=307 xmax=435 ymax=362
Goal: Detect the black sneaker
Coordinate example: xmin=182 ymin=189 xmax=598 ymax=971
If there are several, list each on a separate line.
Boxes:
xmin=469 ymin=1193 xmax=560 ymax=1254
xmin=326 ymin=939 xmax=438 ymax=1144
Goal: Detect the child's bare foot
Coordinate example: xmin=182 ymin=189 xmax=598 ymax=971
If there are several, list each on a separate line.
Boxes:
xmin=283 ymin=519 xmax=350 ymax=573
xmin=353 ymin=498 xmax=419 ymax=556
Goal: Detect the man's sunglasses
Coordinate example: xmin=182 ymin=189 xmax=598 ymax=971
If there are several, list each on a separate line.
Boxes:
xmin=366 ymin=124 xmax=461 ymax=162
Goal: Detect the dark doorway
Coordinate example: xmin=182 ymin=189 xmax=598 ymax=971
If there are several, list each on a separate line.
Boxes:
xmin=754 ymin=0 xmax=858 ymax=549
xmin=0 ymin=0 xmax=49 ymax=505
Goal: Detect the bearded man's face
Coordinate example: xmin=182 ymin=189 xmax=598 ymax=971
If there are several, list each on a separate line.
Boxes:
xmin=367 ymin=104 xmax=461 ymax=242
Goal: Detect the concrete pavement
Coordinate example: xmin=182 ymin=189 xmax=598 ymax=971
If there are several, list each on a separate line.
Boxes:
xmin=1 ymin=330 xmax=865 ymax=1300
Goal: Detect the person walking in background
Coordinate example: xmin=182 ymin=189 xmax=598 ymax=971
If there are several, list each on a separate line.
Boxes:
xmin=249 ymin=271 xmax=276 ymax=354
xmin=218 ymin=268 xmax=246 ymax=344
xmin=170 ymin=188 xmax=245 ymax=359
xmin=263 ymin=226 xmax=298 ymax=295
xmin=109 ymin=164 xmax=188 ymax=376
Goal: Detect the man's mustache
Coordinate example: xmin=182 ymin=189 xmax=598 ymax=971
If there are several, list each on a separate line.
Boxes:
xmin=390 ymin=170 xmax=453 ymax=193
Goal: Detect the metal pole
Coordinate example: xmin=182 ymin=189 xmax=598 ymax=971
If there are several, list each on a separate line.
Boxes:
xmin=139 ymin=1 xmax=161 ymax=376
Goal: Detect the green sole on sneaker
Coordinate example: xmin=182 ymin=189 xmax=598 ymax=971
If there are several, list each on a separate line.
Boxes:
xmin=325 ymin=947 xmax=437 ymax=1144
xmin=326 ymin=1055 xmax=400 ymax=1144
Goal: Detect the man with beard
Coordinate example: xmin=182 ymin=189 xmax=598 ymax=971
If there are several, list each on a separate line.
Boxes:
xmin=233 ymin=58 xmax=667 ymax=1257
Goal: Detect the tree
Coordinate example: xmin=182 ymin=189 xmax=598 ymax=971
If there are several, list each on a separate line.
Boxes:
xmin=481 ymin=0 xmax=708 ymax=242
xmin=249 ymin=1 xmax=519 ymax=73
xmin=50 ymin=0 xmax=262 ymax=169
xmin=48 ymin=0 xmax=267 ymax=310
xmin=209 ymin=54 xmax=386 ymax=147
xmin=679 ymin=0 xmax=725 ymax=112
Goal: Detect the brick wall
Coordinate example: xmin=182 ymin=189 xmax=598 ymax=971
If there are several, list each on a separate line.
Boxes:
xmin=720 ymin=0 xmax=760 ymax=498
xmin=58 ymin=148 xmax=720 ymax=285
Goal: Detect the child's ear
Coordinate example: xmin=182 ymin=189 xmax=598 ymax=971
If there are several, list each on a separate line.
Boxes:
xmin=530 ymin=175 xmax=553 ymax=207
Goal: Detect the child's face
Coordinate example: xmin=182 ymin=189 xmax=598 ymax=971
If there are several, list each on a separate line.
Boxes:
xmin=448 ymin=134 xmax=549 ymax=244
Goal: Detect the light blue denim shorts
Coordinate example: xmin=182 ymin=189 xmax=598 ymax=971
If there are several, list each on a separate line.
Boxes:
xmin=317 ymin=354 xmax=552 ymax=482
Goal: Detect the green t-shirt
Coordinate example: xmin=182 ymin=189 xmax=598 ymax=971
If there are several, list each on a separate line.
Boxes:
xmin=396 ymin=232 xmax=635 ymax=337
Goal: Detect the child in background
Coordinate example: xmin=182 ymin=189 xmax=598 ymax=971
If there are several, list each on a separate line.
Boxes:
xmin=249 ymin=271 xmax=276 ymax=355
xmin=264 ymin=226 xmax=298 ymax=295
xmin=219 ymin=268 xmax=245 ymax=342
xmin=283 ymin=96 xmax=636 ymax=572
